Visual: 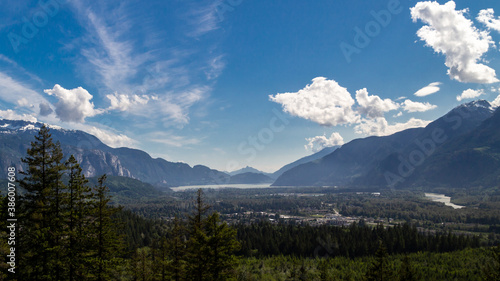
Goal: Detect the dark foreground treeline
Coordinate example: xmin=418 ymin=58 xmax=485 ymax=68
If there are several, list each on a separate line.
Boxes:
xmin=235 ymin=221 xmax=480 ymax=258
xmin=0 ymin=125 xmax=125 ymax=280
xmin=1 ymin=125 xmax=499 ymax=280
xmin=0 ymin=125 xmax=240 ymax=280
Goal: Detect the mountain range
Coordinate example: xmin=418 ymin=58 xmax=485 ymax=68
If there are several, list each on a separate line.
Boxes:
xmin=0 ymin=119 xmax=334 ymax=187
xmin=0 ymin=120 xmax=229 ymax=187
xmin=273 ymin=100 xmax=500 ymax=189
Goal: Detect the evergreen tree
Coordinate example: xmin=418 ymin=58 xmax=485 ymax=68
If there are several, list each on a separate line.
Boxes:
xmin=205 ymin=212 xmax=240 ymax=280
xmin=152 ymin=236 xmax=169 ymax=281
xmin=166 ymin=216 xmax=186 ymax=281
xmin=186 ymin=189 xmax=211 ymax=281
xmin=185 ymin=189 xmax=239 ymax=281
xmin=65 ymin=155 xmax=93 ymax=280
xmin=364 ymin=241 xmax=394 ymax=281
xmin=132 ymin=247 xmax=154 ymax=281
xmin=19 ymin=125 xmax=67 ymax=280
xmin=89 ymin=174 xmax=124 ymax=280
xmin=190 ymin=188 xmax=211 ymax=229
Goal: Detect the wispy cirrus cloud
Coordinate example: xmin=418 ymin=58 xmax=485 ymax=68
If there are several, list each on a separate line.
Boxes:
xmin=105 ymin=86 xmax=208 ymax=126
xmin=205 ymin=54 xmax=225 ymax=80
xmin=33 ymin=109 xmax=139 ymax=148
xmin=0 ymin=54 xmax=43 ymax=85
xmin=0 ymin=71 xmax=50 ymax=112
xmin=106 ymin=93 xmax=151 ymax=112
xmin=147 ymin=131 xmax=203 ymax=148
xmin=183 ymin=0 xmax=223 ymax=38
xmin=84 ymin=125 xmax=137 ymax=148
xmin=65 ymin=0 xmax=222 ymax=129
xmin=78 ymin=8 xmax=148 ymax=94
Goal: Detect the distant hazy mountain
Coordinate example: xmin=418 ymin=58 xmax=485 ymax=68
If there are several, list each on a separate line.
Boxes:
xmin=227 ymin=166 xmax=273 ymax=177
xmin=273 ymin=100 xmax=497 ymax=189
xmin=0 ymin=119 xmax=229 ymax=187
xmin=228 ymin=172 xmax=274 ymax=184
xmin=226 ymin=147 xmax=340 ymax=181
xmin=272 ymin=146 xmax=339 ymax=179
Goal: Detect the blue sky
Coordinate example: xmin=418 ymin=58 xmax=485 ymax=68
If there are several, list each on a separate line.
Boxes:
xmin=1 ymin=0 xmax=500 ymax=173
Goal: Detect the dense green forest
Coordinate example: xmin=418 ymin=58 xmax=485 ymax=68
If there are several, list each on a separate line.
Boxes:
xmin=235 ymin=222 xmax=480 ymax=258
xmin=234 ymin=247 xmax=500 ymax=281
xmin=1 ymin=126 xmax=499 ymax=280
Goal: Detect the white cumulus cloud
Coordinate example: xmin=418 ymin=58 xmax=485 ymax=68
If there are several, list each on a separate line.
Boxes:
xmin=411 ymin=1 xmax=498 ymax=83
xmin=456 ymin=89 xmax=485 ymax=101
xmin=44 ymin=84 xmax=103 ymax=123
xmin=477 ymin=8 xmax=500 ymax=32
xmin=0 ymin=109 xmax=37 ymax=122
xmin=355 ymin=117 xmax=431 ymax=136
xmin=402 ymin=100 xmax=437 ymax=112
xmin=414 ymin=82 xmax=442 ymax=97
xmin=269 ymin=77 xmax=359 ymax=126
xmin=355 ymin=88 xmax=399 ymax=118
xmin=491 ymin=93 xmax=500 ymax=108
xmin=305 ymin=132 xmax=344 ymax=152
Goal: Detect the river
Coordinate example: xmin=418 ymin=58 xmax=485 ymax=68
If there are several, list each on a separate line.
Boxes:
xmin=424 ymin=193 xmax=465 ymax=209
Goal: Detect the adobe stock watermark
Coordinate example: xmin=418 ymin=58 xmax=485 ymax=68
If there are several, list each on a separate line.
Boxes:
xmin=6 ymin=167 xmax=17 ymax=274
xmin=384 ymin=105 xmax=477 ymax=188
xmin=215 ymin=0 xmax=244 ymax=22
xmin=8 ymin=0 xmax=66 ymax=54
xmin=340 ymin=0 xmax=403 ymax=63
xmin=314 ymin=236 xmax=338 ymax=258
xmin=209 ymin=108 xmax=290 ymax=184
